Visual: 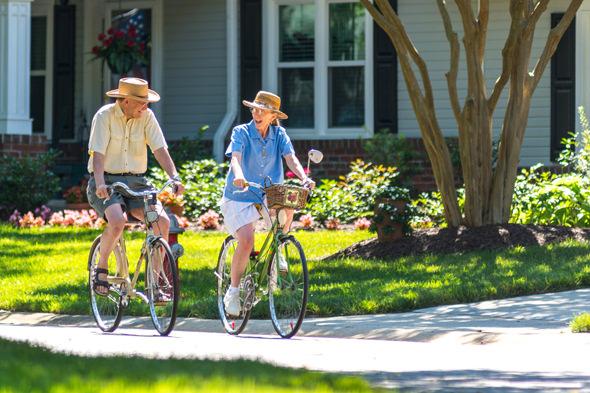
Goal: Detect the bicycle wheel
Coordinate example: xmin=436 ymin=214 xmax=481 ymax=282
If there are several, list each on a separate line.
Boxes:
xmin=88 ymin=235 xmax=123 ymax=332
xmin=145 ymin=237 xmax=179 ymax=336
xmin=268 ymin=236 xmax=308 ymax=338
xmin=217 ymin=236 xmax=251 ymax=335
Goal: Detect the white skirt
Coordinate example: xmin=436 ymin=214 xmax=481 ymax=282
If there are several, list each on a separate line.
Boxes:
xmin=220 ymin=197 xmax=271 ymax=236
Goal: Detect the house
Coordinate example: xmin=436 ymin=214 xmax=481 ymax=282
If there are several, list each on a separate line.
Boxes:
xmin=0 ymin=0 xmax=588 ymax=187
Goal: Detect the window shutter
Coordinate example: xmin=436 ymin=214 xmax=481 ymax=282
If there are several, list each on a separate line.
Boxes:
xmin=240 ymin=0 xmax=262 ymax=123
xmin=53 ymin=4 xmax=76 ymax=142
xmin=373 ymin=0 xmax=397 ymax=134
xmin=550 ymin=13 xmax=575 ymax=162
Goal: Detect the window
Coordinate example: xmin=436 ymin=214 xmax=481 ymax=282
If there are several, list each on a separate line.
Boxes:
xmin=266 ymin=0 xmax=372 ymax=137
xmin=30 ymin=16 xmax=47 ymax=134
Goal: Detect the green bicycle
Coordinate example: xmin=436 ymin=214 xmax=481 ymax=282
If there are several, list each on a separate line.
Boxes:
xmin=215 ymin=180 xmax=311 ymax=338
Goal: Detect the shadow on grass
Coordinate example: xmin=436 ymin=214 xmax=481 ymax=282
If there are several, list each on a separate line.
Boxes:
xmin=0 ymin=338 xmax=374 ymax=393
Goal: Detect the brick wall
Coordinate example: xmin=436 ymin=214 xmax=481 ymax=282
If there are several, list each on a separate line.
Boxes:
xmin=291 ymin=138 xmax=444 ymax=192
xmin=0 ymin=134 xmax=49 ymax=158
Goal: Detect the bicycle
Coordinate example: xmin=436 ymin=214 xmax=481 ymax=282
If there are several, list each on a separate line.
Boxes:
xmin=215 ymin=180 xmax=312 ymax=339
xmin=87 ymin=179 xmax=180 ymax=336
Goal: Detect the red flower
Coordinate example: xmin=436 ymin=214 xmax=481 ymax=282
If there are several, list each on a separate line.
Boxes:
xmin=103 ymin=37 xmax=113 ymax=47
xmin=127 ymin=41 xmax=136 ymax=47
xmin=115 ymin=30 xmax=125 ymax=39
xmin=97 ymin=33 xmax=106 ymax=41
xmin=139 ymin=42 xmax=146 ymax=50
xmin=286 ymin=171 xmax=296 ymax=179
xmin=107 ymin=27 xmax=114 ymax=35
xmin=92 ymin=46 xmax=100 ymax=55
xmin=128 ymin=26 xmax=137 ymax=38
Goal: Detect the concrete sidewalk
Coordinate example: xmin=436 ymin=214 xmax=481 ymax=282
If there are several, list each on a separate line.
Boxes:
xmin=2 ymin=288 xmax=590 ymax=342
xmin=2 ymin=289 xmax=590 ymax=392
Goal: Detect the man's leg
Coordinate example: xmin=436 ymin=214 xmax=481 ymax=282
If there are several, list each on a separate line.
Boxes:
xmin=95 ymin=204 xmax=127 ymax=294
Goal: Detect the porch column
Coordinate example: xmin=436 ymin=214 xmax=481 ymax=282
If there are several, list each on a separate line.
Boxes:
xmin=0 ymin=0 xmax=33 ymax=135
xmin=576 ymin=6 xmax=590 ymax=131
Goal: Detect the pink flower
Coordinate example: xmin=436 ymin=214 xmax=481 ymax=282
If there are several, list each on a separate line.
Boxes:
xmin=354 ymin=217 xmax=371 ymax=230
xmin=299 ymin=214 xmax=314 ymax=229
xmin=325 ymin=218 xmax=340 ymax=230
xmin=197 ymin=210 xmax=220 ymax=230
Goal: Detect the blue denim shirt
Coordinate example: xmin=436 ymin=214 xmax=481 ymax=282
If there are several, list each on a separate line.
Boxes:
xmin=223 ymin=121 xmax=295 ymax=203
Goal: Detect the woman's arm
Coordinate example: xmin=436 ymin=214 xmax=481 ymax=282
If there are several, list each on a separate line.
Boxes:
xmin=231 ymin=152 xmax=247 ymax=188
xmin=284 ymin=154 xmax=315 ymax=189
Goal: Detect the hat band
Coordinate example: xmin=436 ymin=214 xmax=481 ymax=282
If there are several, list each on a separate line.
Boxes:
xmin=253 ymin=100 xmax=280 ymax=111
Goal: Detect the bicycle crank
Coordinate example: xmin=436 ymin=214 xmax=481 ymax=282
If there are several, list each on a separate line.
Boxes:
xmin=242 ymin=276 xmax=257 ymax=311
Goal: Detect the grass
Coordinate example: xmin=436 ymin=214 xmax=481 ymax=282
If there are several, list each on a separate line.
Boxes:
xmin=0 ymin=338 xmax=376 ymax=393
xmin=570 ymin=312 xmax=590 ymax=333
xmin=2 ymin=224 xmax=590 ymax=318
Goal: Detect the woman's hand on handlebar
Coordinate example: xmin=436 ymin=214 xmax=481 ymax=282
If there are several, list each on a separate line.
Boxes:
xmin=302 ymin=177 xmax=316 ymax=190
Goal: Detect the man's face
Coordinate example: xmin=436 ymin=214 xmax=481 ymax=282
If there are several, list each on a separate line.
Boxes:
xmin=122 ymin=98 xmax=148 ymax=119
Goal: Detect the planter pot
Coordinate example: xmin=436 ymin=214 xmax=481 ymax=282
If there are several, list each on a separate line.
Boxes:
xmin=65 ymin=202 xmax=91 ymax=211
xmin=374 ymin=198 xmax=407 ymax=242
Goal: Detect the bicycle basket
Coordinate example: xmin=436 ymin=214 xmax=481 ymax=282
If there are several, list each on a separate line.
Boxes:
xmin=264 ymin=184 xmax=309 ymax=210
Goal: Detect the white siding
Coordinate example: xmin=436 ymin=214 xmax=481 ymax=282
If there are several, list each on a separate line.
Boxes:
xmin=398 ymin=0 xmax=573 ymax=166
xmin=162 ymin=0 xmax=227 ymax=140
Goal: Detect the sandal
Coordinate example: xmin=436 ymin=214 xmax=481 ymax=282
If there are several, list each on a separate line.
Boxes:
xmin=92 ymin=267 xmax=110 ymax=296
xmin=153 ymin=288 xmax=172 ymax=306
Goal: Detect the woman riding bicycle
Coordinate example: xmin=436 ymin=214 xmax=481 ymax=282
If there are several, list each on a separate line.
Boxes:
xmin=220 ymin=90 xmax=315 ymax=317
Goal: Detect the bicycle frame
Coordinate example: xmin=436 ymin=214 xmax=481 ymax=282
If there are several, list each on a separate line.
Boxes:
xmin=106 ymin=182 xmax=172 ymax=305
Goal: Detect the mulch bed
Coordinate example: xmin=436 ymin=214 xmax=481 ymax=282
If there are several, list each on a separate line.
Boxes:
xmin=326 ymin=224 xmax=590 ymax=261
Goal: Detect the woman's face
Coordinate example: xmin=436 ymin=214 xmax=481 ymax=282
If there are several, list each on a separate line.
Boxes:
xmin=250 ymin=107 xmax=276 ymax=132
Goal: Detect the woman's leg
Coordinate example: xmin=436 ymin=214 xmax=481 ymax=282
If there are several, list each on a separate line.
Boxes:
xmin=230 ymin=223 xmax=255 ymax=287
xmin=282 ymin=209 xmax=295 ymax=233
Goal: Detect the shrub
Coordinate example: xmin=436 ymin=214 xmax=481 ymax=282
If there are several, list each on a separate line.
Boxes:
xmin=305 ymin=160 xmax=399 ymax=226
xmin=362 ymin=131 xmax=420 ymax=184
xmin=148 ymin=159 xmax=228 ymax=220
xmin=0 ymin=151 xmax=60 ymax=219
xmin=511 ymin=166 xmax=590 ymax=226
xmin=570 ymin=312 xmax=590 ymax=333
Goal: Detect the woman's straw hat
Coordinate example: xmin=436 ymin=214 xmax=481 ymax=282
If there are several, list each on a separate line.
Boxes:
xmin=106 ymin=77 xmax=160 ymax=103
xmin=242 ymin=91 xmax=288 ymax=119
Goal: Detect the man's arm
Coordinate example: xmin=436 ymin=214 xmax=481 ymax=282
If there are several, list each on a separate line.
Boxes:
xmin=284 ymin=154 xmax=315 ymax=189
xmin=153 ymin=147 xmax=185 ymax=194
xmin=92 ymin=152 xmax=109 ymax=199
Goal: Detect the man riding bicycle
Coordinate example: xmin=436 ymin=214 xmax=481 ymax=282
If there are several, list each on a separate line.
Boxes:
xmin=86 ymin=77 xmax=185 ymax=297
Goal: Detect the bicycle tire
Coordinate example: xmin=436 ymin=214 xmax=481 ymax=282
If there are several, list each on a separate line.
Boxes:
xmin=216 ymin=236 xmax=252 ymax=335
xmin=88 ymin=234 xmax=123 ymax=333
xmin=145 ymin=237 xmax=179 ymax=336
xmin=268 ymin=235 xmax=308 ymax=338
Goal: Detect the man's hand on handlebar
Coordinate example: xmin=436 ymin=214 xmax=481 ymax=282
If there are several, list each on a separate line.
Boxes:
xmin=96 ymin=184 xmax=109 ymax=199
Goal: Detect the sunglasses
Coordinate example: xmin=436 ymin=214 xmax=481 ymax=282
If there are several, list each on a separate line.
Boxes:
xmin=249 ymin=107 xmax=271 ymax=115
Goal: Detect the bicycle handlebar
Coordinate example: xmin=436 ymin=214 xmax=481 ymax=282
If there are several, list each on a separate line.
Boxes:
xmin=107 ymin=178 xmax=176 ymax=199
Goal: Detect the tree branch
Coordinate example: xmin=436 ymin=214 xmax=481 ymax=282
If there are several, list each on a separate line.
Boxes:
xmin=488 ymin=1 xmax=526 ymax=113
xmin=529 ymin=0 xmax=583 ymax=90
xmin=477 ymin=0 xmax=489 ymax=59
xmin=437 ymin=0 xmax=462 ymax=123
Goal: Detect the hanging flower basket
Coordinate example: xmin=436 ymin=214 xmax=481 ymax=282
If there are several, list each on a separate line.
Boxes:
xmin=91 ymin=26 xmax=148 ymax=75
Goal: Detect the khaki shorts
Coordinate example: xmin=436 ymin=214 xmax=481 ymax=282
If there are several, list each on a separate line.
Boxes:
xmin=87 ymin=174 xmax=159 ymax=218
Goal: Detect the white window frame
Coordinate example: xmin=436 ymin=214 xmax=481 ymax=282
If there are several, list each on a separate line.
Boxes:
xmin=31 ymin=2 xmax=54 ymax=139
xmin=263 ymin=0 xmax=373 ymax=139
xmin=104 ymin=0 xmax=163 ymax=118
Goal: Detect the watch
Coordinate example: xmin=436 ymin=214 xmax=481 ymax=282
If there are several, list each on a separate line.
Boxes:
xmin=170 ymin=175 xmax=181 ymax=182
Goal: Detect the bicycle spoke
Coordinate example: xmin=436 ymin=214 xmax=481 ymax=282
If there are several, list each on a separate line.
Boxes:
xmin=268 ymin=236 xmax=308 ymax=338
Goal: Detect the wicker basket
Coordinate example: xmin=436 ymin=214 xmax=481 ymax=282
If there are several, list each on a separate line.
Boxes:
xmin=265 ymin=184 xmax=309 ymax=209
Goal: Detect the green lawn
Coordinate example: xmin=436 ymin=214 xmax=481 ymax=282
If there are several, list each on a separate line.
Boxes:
xmin=2 ymin=224 xmax=590 ymax=318
xmin=0 ymin=338 xmax=375 ymax=393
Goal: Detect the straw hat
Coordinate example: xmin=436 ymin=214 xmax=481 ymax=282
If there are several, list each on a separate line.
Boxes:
xmin=242 ymin=91 xmax=288 ymax=119
xmin=106 ymin=77 xmax=160 ymax=103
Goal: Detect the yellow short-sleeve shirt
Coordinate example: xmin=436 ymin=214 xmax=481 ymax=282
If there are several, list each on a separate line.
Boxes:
xmin=87 ymin=103 xmax=167 ymax=174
